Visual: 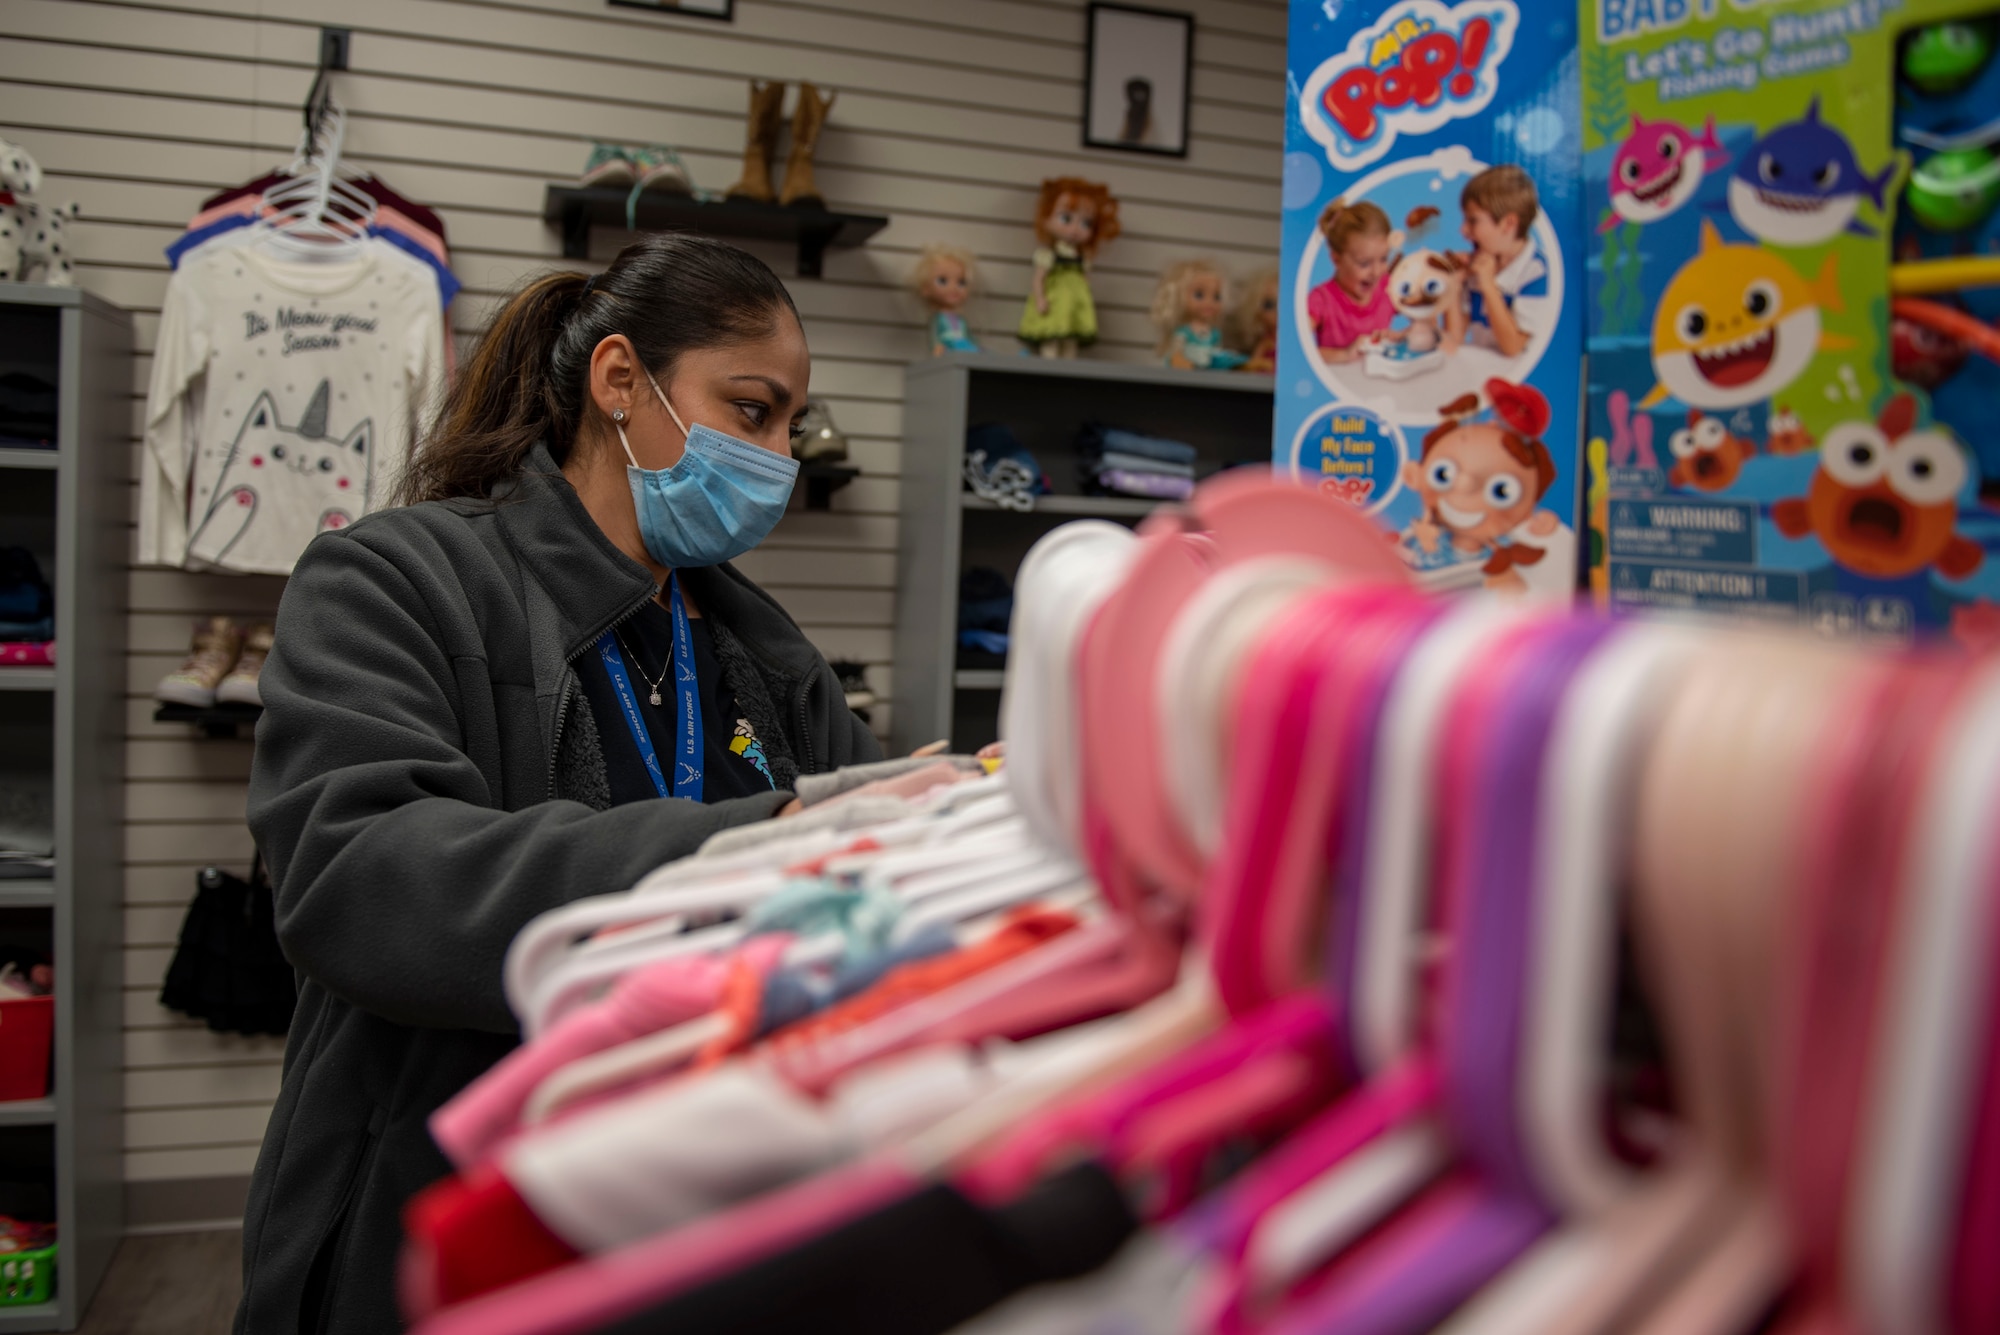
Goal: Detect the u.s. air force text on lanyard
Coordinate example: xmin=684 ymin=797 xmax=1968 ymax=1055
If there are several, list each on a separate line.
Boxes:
xmin=595 ymin=573 xmax=702 ymax=802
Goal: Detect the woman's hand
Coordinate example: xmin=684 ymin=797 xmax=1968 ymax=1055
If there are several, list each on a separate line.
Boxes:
xmin=776 ymin=797 xmax=804 ymax=817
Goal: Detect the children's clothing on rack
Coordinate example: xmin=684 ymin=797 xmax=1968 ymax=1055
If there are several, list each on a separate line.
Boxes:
xmin=166 ymin=171 xmax=459 ymax=305
xmin=399 ymin=471 xmax=2000 ymax=1335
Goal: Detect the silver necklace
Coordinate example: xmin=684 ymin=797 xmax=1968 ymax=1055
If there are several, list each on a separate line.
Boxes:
xmin=615 ymin=628 xmax=671 ymax=707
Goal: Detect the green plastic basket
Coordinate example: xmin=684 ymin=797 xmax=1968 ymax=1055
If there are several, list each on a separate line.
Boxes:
xmin=0 ymin=1244 xmax=55 ymax=1305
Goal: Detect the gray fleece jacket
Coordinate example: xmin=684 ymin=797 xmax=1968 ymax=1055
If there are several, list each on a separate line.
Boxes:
xmin=235 ymin=445 xmax=878 ymax=1335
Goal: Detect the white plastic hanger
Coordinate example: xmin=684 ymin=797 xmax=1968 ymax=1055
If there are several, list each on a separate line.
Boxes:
xmin=1154 ymin=558 xmax=1336 ymax=861
xmin=1849 ymin=660 xmax=2000 ymax=1335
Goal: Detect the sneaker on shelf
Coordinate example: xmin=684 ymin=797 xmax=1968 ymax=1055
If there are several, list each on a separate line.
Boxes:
xmin=215 ymin=622 xmax=272 ymax=708
xmin=155 ymin=617 xmax=243 ymax=708
xmin=795 ymin=401 xmax=849 ymax=464
xmin=632 ymin=145 xmax=695 ymax=195
xmin=580 ymin=143 xmax=638 ymax=189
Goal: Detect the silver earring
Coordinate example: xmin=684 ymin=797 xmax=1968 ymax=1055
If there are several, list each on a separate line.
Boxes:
xmin=612 ymin=409 xmax=626 ymax=423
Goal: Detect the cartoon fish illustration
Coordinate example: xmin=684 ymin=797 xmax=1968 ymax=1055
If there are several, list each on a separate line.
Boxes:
xmin=1603 ymin=114 xmax=1728 ymax=230
xmin=1765 ymin=404 xmax=1815 ymax=455
xmin=1726 ymin=97 xmax=1894 ymax=245
xmin=1641 ymin=221 xmax=1848 ymax=412
xmin=1772 ymin=393 xmax=1983 ymax=581
xmin=1667 ymin=410 xmax=1756 ymax=491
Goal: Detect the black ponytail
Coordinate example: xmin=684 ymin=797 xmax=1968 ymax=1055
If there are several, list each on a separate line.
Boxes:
xmin=397 ymin=234 xmax=800 ymax=505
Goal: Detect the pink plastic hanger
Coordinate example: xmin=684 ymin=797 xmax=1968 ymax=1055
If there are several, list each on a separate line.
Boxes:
xmin=1849 ymin=661 xmax=2000 ymax=1335
xmin=1772 ymin=652 xmax=1979 ymax=1335
xmin=1084 ymin=473 xmax=1409 ymax=905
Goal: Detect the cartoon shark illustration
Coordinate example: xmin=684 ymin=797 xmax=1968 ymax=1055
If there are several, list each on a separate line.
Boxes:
xmin=1604 ymin=114 xmax=1728 ymax=230
xmin=1726 ymin=97 xmax=1895 ymax=245
xmin=1667 ymin=410 xmax=1756 ymax=491
xmin=1772 ymin=394 xmax=1983 ymax=581
xmin=1642 ymin=221 xmax=1848 ymax=412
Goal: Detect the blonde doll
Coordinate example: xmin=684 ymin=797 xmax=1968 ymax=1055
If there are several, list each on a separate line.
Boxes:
xmin=1230 ymin=266 xmax=1280 ymax=372
xmin=1018 ymin=178 xmax=1121 ymax=358
xmin=1153 ymin=259 xmax=1247 ymax=370
xmin=908 ymin=244 xmax=981 ymax=356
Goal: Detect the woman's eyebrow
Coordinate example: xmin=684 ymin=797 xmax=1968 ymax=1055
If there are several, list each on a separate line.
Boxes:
xmin=727 ymin=374 xmax=795 ymax=408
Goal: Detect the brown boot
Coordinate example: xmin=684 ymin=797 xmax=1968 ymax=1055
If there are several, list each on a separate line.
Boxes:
xmin=725 ymin=81 xmax=786 ymax=203
xmin=778 ymin=83 xmax=836 ymax=208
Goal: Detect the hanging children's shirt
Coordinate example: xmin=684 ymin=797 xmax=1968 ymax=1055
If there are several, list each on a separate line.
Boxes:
xmin=141 ymin=239 xmax=442 ymax=575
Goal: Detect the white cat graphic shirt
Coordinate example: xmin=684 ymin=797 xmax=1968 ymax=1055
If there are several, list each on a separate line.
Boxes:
xmin=141 ymin=240 xmax=442 ymax=574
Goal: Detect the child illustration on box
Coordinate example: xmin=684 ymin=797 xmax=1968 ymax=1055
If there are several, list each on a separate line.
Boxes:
xmin=1308 ymin=198 xmax=1404 ymax=363
xmin=1400 ymin=379 xmax=1572 ymax=597
xmin=1459 ymin=165 xmax=1548 ymax=360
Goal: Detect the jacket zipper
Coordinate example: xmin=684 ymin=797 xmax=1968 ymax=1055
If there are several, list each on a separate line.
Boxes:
xmin=547 ymin=588 xmax=657 ymax=801
xmin=794 ymin=669 xmax=820 ymax=776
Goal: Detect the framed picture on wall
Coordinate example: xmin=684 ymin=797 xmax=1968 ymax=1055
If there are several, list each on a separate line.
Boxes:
xmin=1084 ymin=4 xmax=1193 ymax=157
xmin=609 ymin=0 xmax=733 ymax=19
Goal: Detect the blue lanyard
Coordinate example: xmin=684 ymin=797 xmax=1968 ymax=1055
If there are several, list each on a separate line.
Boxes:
xmin=594 ymin=573 xmax=703 ymax=802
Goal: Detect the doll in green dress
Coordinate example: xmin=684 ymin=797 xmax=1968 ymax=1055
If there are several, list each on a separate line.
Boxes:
xmin=1018 ymin=177 xmax=1122 ymax=358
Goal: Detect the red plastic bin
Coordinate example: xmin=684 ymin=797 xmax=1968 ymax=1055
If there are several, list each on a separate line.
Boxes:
xmin=0 ymin=997 xmax=53 ymax=1102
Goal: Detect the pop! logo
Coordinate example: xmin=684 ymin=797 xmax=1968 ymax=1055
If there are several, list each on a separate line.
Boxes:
xmin=1300 ymin=0 xmax=1519 ymax=171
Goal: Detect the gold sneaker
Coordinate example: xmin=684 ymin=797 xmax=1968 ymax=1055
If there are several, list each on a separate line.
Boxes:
xmin=215 ymin=622 xmax=272 ymax=708
xmin=154 ymin=617 xmax=242 ymax=708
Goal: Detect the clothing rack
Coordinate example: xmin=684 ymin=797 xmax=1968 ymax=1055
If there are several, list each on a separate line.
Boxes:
xmin=397 ymin=471 xmax=2000 ymax=1335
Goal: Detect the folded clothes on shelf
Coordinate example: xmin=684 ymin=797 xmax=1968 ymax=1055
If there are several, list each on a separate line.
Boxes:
xmin=1090 ymin=469 xmax=1194 ymax=502
xmin=958 ymin=628 xmax=1010 ymax=656
xmin=0 ymin=643 xmax=52 ymax=668
xmin=0 ymin=774 xmax=53 ymax=871
xmin=1095 ymin=450 xmax=1194 ymax=479
xmin=957 ymin=567 xmax=1013 ymax=667
xmin=0 ymin=550 xmax=52 ymax=641
xmin=1073 ymin=423 xmax=1197 ymax=469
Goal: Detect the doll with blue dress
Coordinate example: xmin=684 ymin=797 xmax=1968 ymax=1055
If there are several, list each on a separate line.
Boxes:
xmin=1153 ymin=259 xmax=1248 ymax=371
xmin=910 ymin=244 xmax=982 ymax=356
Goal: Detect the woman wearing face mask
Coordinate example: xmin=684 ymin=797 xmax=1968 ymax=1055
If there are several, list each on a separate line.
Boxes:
xmin=235 ymin=235 xmax=880 ymax=1335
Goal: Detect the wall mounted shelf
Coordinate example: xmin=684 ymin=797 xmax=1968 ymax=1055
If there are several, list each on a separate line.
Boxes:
xmin=542 ymin=186 xmax=887 ymax=277
xmin=153 ymin=702 xmax=261 ymax=739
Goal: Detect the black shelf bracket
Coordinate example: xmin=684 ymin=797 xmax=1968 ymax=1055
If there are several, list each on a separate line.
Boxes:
xmin=801 ymin=462 xmax=860 ymax=510
xmin=154 ymin=702 xmax=262 ymax=740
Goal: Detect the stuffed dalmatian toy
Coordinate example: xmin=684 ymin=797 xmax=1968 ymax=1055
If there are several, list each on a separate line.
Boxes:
xmin=0 ymin=139 xmax=79 ymax=287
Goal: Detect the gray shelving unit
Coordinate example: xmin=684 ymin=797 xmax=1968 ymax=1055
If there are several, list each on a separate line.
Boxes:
xmin=894 ymin=352 xmax=1274 ymax=754
xmin=0 ymin=284 xmax=130 ymax=1331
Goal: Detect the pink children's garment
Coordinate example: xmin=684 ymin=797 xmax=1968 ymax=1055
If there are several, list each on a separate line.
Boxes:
xmin=430 ymin=935 xmax=792 ymax=1169
xmin=1307 ymin=278 xmax=1395 ymax=350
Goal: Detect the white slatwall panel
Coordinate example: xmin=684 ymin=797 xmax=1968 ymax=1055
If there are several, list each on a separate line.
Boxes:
xmin=0 ymin=0 xmax=1282 ymax=1192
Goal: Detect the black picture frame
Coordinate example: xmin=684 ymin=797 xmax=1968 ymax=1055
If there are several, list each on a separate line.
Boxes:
xmin=1083 ymin=3 xmax=1194 ymax=158
xmin=608 ymin=0 xmax=733 ymax=20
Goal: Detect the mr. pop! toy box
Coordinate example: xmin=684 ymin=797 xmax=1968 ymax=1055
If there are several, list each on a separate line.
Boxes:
xmin=1276 ymin=0 xmax=1586 ymax=600
xmin=1583 ymin=0 xmax=2000 ymax=639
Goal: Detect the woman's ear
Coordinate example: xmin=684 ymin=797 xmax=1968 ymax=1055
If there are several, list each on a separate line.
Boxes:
xmin=588 ymin=334 xmax=642 ymax=422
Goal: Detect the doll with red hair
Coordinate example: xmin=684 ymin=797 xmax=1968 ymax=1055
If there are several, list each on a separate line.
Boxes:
xmin=1018 ymin=177 xmax=1122 ymax=358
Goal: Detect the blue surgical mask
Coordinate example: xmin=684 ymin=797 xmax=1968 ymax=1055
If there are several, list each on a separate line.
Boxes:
xmin=614 ymin=366 xmax=800 ymax=569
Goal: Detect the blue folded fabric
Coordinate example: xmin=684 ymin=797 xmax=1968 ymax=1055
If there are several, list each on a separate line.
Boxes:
xmin=958 ymin=628 xmax=1010 ymax=655
xmin=1076 ymin=424 xmax=1198 ymax=467
xmin=1097 ymin=450 xmax=1194 ymax=479
xmin=0 ymin=617 xmax=53 ymax=642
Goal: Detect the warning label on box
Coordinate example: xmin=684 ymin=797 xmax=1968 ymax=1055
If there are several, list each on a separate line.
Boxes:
xmin=1609 ymin=500 xmax=1757 ymax=566
xmin=1610 ymin=562 xmax=1804 ymax=618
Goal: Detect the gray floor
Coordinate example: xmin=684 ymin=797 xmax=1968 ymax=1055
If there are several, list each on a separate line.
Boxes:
xmin=76 ymin=1231 xmax=239 ymax=1335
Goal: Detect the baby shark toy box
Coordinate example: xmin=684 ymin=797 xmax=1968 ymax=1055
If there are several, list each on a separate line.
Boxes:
xmin=1582 ymin=0 xmax=2000 ymax=640
xmin=1276 ymin=0 xmax=1586 ymax=600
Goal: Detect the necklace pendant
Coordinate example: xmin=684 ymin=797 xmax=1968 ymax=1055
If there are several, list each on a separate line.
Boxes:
xmin=649 ymin=689 xmax=663 ymax=706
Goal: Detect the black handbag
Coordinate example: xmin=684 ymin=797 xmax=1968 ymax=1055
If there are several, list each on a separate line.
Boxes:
xmin=159 ymin=853 xmax=296 ymax=1036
